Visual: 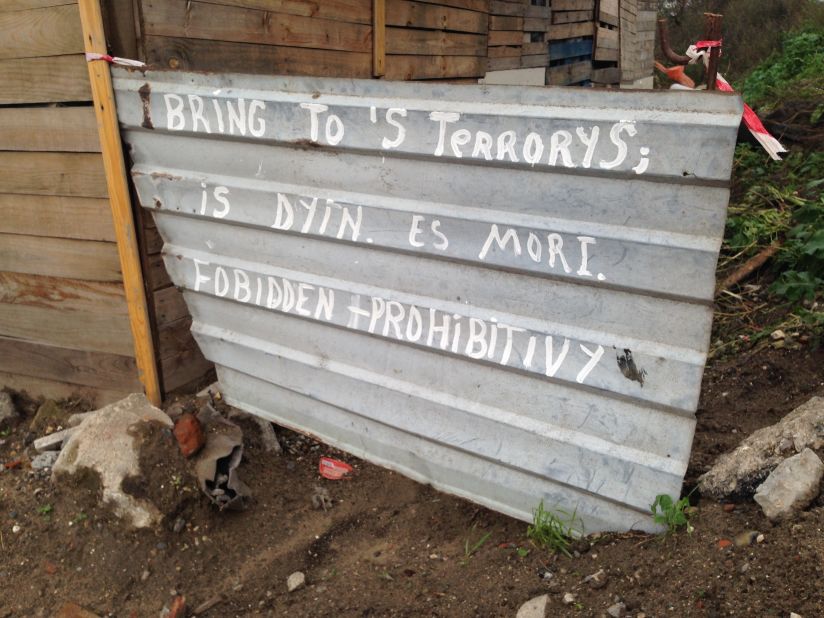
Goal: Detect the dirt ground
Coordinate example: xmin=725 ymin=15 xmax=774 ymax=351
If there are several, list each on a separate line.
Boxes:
xmin=1 ymin=341 xmax=823 ymax=617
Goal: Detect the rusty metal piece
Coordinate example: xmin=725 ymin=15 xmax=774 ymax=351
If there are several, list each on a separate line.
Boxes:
xmin=704 ymin=13 xmax=723 ymax=91
xmin=657 ymin=18 xmax=690 ymax=65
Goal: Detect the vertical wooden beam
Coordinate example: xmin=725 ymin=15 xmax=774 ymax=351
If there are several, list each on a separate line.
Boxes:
xmin=77 ymin=0 xmax=162 ymax=406
xmin=704 ymin=12 xmax=722 ymax=91
xmin=372 ymin=0 xmax=385 ymax=77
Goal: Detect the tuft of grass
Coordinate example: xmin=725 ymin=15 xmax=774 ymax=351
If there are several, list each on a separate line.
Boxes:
xmin=460 ymin=526 xmax=492 ymax=566
xmin=526 ymin=501 xmax=583 ymax=557
xmin=650 ymin=494 xmax=695 ymax=535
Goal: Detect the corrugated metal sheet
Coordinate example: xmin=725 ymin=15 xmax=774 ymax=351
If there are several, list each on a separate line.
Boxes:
xmin=114 ymin=68 xmax=742 ymax=532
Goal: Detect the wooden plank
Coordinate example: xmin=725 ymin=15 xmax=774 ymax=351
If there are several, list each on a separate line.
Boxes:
xmin=0 ymin=336 xmax=140 ymax=391
xmin=0 ymin=4 xmax=83 ymax=59
xmin=0 ymin=271 xmax=126 ymax=314
xmin=195 ymin=0 xmax=371 ymax=24
xmin=0 ymin=371 xmax=129 ymax=407
xmin=594 ymin=46 xmax=618 ymax=61
xmin=384 ymin=54 xmax=484 ymax=79
xmin=161 ymin=339 xmax=213 ymax=393
xmin=599 ymin=0 xmax=618 ymax=16
xmin=157 ymin=316 xmax=194 ymax=360
xmin=522 ymin=17 xmax=548 ymax=31
xmin=520 ymin=54 xmax=549 ymax=68
xmin=487 ymin=44 xmax=521 ymax=58
xmin=548 ymin=21 xmax=593 ymax=40
xmin=547 ymin=59 xmax=591 ymax=85
xmin=415 ymin=0 xmax=487 ymax=11
xmin=387 ymin=27 xmax=486 ymax=55
xmin=0 ymin=302 xmax=134 ymax=356
xmin=0 ymin=194 xmax=115 ymax=242
xmin=552 ymin=10 xmax=593 ymax=24
xmin=549 ymin=37 xmax=592 ymax=60
xmin=596 ymin=26 xmax=619 ymax=49
xmin=488 ymin=29 xmax=522 ymax=46
xmin=142 ymin=225 xmax=163 ymax=254
xmin=0 ymin=152 xmax=107 ymax=197
xmin=1 ymin=0 xmax=75 ymax=11
xmin=599 ymin=9 xmax=619 ymax=27
xmin=591 ymin=66 xmax=621 ymax=83
xmin=102 ymin=0 xmax=138 ymax=58
xmin=552 ymin=0 xmax=594 ymax=9
xmin=521 ymin=41 xmax=547 ymax=55
xmin=387 ymin=0 xmax=487 ymax=33
xmin=153 ymin=286 xmax=188 ymax=325
xmin=488 ymin=1 xmax=524 ymax=16
xmin=0 ymin=107 xmax=99 ymax=152
xmin=524 ymin=5 xmax=549 ymax=18
xmin=144 ymin=35 xmax=372 ymax=77
xmin=0 ymin=234 xmax=121 ymax=281
xmin=0 ymin=55 xmax=90 ymax=104
xmin=489 ymin=15 xmax=522 ymax=30
xmin=373 ymin=0 xmax=385 ymax=75
xmin=80 ymin=0 xmax=161 ymax=404
xmin=143 ymin=0 xmax=373 ymax=53
xmin=486 ymin=55 xmax=521 ymax=71
xmin=147 ymin=254 xmax=172 ymax=290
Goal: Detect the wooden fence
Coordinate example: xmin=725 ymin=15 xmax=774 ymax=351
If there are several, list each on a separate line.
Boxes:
xmin=0 ymin=0 xmax=141 ymax=404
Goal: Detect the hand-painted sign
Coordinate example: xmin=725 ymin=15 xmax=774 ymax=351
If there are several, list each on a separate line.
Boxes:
xmin=115 ymin=69 xmax=742 ymax=532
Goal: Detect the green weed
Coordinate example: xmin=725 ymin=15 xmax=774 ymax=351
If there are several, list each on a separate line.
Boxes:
xmin=526 ymin=501 xmax=583 ymax=557
xmin=650 ymin=494 xmax=694 ymax=535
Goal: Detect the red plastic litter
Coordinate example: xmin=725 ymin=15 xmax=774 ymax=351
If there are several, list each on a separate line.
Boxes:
xmin=319 ymin=457 xmax=353 ymax=480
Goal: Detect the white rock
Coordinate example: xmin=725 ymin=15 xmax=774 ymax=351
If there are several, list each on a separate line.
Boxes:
xmin=562 ymin=593 xmax=575 ymax=605
xmin=31 ymin=451 xmax=59 ymax=470
xmin=286 ymin=571 xmax=305 ymax=592
xmin=33 ymin=427 xmax=76 ymax=452
xmin=516 ymin=594 xmax=549 ymax=618
xmin=770 ymin=329 xmax=786 ymax=341
xmin=754 ymin=448 xmax=824 ymax=521
xmin=790 ymin=613 xmax=803 ymax=618
xmin=0 ymin=392 xmax=17 ymax=424
xmin=11 ymin=524 xmax=21 ymax=534
xmin=52 ymin=393 xmax=173 ymax=528
xmin=700 ymin=397 xmax=824 ymax=498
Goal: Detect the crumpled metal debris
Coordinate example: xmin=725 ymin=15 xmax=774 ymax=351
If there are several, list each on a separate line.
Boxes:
xmin=193 ymin=403 xmax=250 ymax=509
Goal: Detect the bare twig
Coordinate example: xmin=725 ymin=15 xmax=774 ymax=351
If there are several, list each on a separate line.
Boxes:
xmin=716 ymin=243 xmax=781 ymax=295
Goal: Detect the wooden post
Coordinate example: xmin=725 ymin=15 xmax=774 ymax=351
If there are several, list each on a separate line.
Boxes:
xmin=704 ymin=12 xmax=722 ymax=91
xmin=78 ymin=0 xmax=162 ymax=406
xmin=372 ymin=0 xmax=386 ymax=77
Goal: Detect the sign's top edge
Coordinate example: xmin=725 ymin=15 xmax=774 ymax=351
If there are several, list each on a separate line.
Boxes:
xmin=112 ymin=67 xmax=745 ymax=118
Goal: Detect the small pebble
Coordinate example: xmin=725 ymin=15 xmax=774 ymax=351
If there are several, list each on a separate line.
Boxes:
xmin=172 ymin=517 xmax=186 ymax=534
xmin=11 ymin=524 xmax=21 ymax=534
xmin=287 ymin=571 xmax=306 ymax=592
xmin=756 ymin=534 xmax=765 ymax=544
xmin=734 ymin=530 xmax=760 ymax=548
xmin=562 ymin=592 xmax=575 ymax=605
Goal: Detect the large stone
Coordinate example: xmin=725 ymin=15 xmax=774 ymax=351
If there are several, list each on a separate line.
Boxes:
xmin=0 ymin=391 xmax=17 ymax=426
xmin=29 ymin=399 xmax=70 ymax=436
xmin=52 ymin=393 xmax=173 ymax=528
xmin=516 ymin=594 xmax=549 ymax=618
xmin=700 ymin=397 xmax=824 ymax=499
xmin=754 ymin=448 xmax=824 ymax=521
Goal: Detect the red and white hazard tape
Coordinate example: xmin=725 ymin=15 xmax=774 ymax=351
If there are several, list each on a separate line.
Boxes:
xmin=85 ymin=52 xmax=146 ymax=68
xmin=683 ymin=41 xmax=787 ymax=160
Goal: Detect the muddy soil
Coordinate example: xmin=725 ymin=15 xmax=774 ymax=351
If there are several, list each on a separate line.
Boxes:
xmin=1 ymin=343 xmax=823 ymax=618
